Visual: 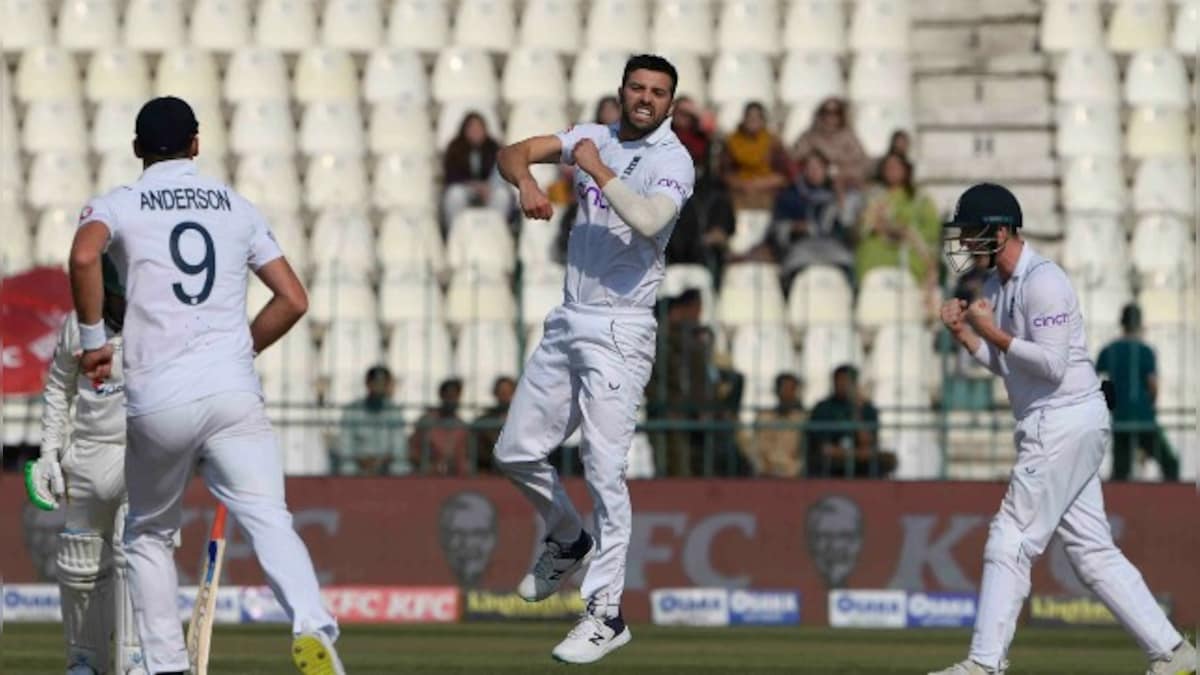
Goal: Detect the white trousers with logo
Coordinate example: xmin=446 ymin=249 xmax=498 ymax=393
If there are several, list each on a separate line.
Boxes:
xmin=124 ymin=392 xmax=337 ymax=673
xmin=494 ymin=303 xmax=656 ymax=616
xmin=969 ymin=396 xmax=1181 ymax=668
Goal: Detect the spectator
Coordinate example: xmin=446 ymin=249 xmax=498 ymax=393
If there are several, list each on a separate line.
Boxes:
xmin=409 ymin=378 xmax=470 ymax=475
xmin=441 ymin=112 xmax=512 ymax=229
xmin=664 ymin=181 xmax=736 ymax=284
xmin=720 ymin=101 xmax=790 ymax=210
xmin=593 ymin=95 xmax=621 ymax=126
xmin=739 ymin=373 xmax=806 ymax=477
xmin=472 ymin=376 xmax=516 ymax=473
xmin=792 ymin=97 xmax=871 ymax=195
xmin=672 ymin=96 xmax=713 ymax=178
xmin=1096 ymin=304 xmax=1180 ymax=481
xmin=769 ymin=149 xmax=855 ymax=289
xmin=646 ymin=289 xmax=715 ymax=476
xmin=871 ymin=129 xmax=914 ymax=178
xmin=335 ymin=366 xmax=408 ymax=475
xmin=855 ymin=152 xmax=941 ymax=294
xmin=805 ymin=365 xmax=897 ymax=478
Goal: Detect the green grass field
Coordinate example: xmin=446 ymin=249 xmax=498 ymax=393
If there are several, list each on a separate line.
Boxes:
xmin=0 ymin=623 xmax=1161 ymax=674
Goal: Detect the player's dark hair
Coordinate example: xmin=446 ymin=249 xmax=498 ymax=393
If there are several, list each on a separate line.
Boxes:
xmin=439 ymin=378 xmax=464 ymax=398
xmin=833 ymin=364 xmax=858 ymax=382
xmin=622 ymin=54 xmax=678 ymax=96
xmin=876 ymin=152 xmax=915 ymax=198
xmin=365 ymin=365 xmax=392 ymax=384
xmin=775 ymin=373 xmax=800 ymax=392
xmin=1120 ymin=303 xmax=1143 ymax=332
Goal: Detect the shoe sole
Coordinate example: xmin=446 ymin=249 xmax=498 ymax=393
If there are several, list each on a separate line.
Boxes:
xmin=551 ymin=627 xmax=633 ymax=665
xmin=519 ymin=543 xmax=597 ymax=603
xmin=291 ymin=635 xmax=339 ymax=675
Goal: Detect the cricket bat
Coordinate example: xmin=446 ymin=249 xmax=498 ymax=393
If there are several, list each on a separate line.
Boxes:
xmin=187 ymin=503 xmax=228 ymax=675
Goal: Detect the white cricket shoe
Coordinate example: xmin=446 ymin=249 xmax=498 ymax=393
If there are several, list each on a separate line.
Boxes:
xmin=551 ymin=611 xmax=632 ymax=664
xmin=1147 ymin=640 xmax=1197 ymax=675
xmin=291 ymin=630 xmax=346 ymax=675
xmin=517 ymin=530 xmax=594 ymax=602
xmin=928 ymin=659 xmax=1006 ymax=675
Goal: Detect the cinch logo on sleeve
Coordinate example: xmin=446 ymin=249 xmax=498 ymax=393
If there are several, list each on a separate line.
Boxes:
xmin=1031 ymin=313 xmax=1070 ymax=328
xmin=577 ymin=184 xmax=609 ymax=210
xmin=655 ymin=177 xmax=687 ymax=198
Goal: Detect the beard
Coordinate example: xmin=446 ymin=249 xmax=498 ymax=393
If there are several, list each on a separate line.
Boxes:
xmin=619 ymin=99 xmax=668 ymax=136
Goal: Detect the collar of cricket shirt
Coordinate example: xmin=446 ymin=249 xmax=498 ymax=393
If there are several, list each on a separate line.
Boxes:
xmin=617 ymin=117 xmax=675 ymax=148
xmin=140 ymin=158 xmax=198 ymax=180
xmin=1009 ymin=239 xmax=1036 ymax=281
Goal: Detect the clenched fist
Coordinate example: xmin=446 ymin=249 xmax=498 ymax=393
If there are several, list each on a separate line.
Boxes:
xmin=518 ymin=179 xmax=553 ymax=220
xmin=940 ymin=299 xmax=967 ymax=334
xmin=965 ymin=298 xmax=994 ymax=331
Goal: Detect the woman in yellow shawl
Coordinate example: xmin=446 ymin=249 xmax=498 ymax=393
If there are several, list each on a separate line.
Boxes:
xmin=720 ymin=101 xmax=790 ymax=210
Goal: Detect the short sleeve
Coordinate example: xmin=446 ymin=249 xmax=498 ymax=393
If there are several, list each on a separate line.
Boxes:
xmin=554 ymin=123 xmax=610 ymax=165
xmin=1096 ymin=346 xmax=1111 ymax=374
xmin=78 ymin=194 xmax=119 ymax=238
xmin=1142 ymin=344 xmax=1157 ymax=375
xmin=247 ymin=206 xmax=284 ymax=270
xmin=646 ymin=150 xmax=696 ymax=212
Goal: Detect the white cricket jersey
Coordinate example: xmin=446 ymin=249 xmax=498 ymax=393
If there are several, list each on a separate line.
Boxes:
xmin=39 ymin=315 xmax=126 ymax=454
xmin=80 ymin=159 xmax=282 ymax=417
xmin=554 ymin=120 xmax=696 ymax=310
xmin=970 ymin=243 xmax=1102 ymax=420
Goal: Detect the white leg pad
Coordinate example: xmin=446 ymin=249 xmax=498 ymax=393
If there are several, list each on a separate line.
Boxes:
xmin=58 ymin=531 xmax=112 ymax=672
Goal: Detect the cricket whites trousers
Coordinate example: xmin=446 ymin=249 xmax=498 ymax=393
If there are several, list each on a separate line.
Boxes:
xmin=969 ymin=395 xmax=1181 ymax=668
xmin=123 ymin=391 xmax=337 ymax=673
xmin=495 ymin=303 xmax=657 ymax=615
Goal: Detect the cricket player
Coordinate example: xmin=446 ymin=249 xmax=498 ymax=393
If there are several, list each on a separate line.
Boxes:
xmin=68 ymin=96 xmax=344 ymax=675
xmin=25 ymin=257 xmax=146 ymax=675
xmin=932 ymin=183 xmax=1195 ymax=675
xmin=492 ymin=54 xmax=694 ymax=664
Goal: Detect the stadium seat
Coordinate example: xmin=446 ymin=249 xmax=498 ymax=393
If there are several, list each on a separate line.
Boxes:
xmin=455 ymin=321 xmax=522 ymax=408
xmin=571 ymin=49 xmax=631 ymax=105
xmin=1146 ymin=325 xmax=1197 ymax=409
xmin=1040 ymin=0 xmax=1104 ymax=52
xmin=310 ymin=209 xmax=377 ymax=281
xmin=779 ymin=52 xmax=845 ymax=106
xmin=659 ymin=264 xmax=716 ymax=323
xmin=255 ymin=318 xmax=316 ymax=404
xmin=854 ymin=102 xmax=915 ymax=158
xmin=1107 ymin=0 xmax=1170 ymax=53
xmin=0 ymin=206 xmax=32 ymax=274
xmin=363 ymin=49 xmax=429 ymax=104
xmin=95 ymin=151 xmax=143 ymax=192
xmin=379 ymin=272 xmax=444 ymax=325
xmin=1132 ymin=214 xmax=1194 ymax=287
xmin=867 ymin=322 xmax=932 ymax=386
xmin=33 ymin=206 xmax=77 ymax=268
xmin=519 ymin=0 xmax=583 ymax=53
xmin=502 ymin=48 xmax=568 ymax=103
xmin=235 ymin=154 xmax=303 ymax=212
xmin=387 ymin=0 xmax=450 ymax=52
xmin=190 ymin=0 xmax=253 ymax=51
xmin=849 ymin=0 xmax=910 ymax=52
xmin=28 ymin=154 xmax=92 ymax=210
xmin=1054 ymin=49 xmax=1120 ymax=103
xmin=446 ymin=269 xmax=518 ymax=326
xmin=372 ymin=152 xmax=436 ymax=210
xmin=656 ymin=50 xmax=706 ymax=105
xmin=519 ymin=273 xmax=564 ymax=329
xmin=124 ymin=0 xmax=187 ymax=51
xmin=368 ymin=100 xmax=436 ymax=156
xmin=786 ymin=265 xmax=854 ymax=330
xmin=728 ymin=209 xmax=773 ymax=256
xmin=305 ymin=155 xmax=370 ymax=210
xmin=849 ymin=51 xmax=911 ymax=103
xmin=435 ymin=101 xmax=503 ymax=149
xmin=3 ymin=0 xmax=52 ymax=52
xmin=193 ymin=151 xmax=229 ymax=184
xmin=322 ymin=0 xmax=384 ymax=51
xmin=22 ymin=100 xmax=88 ymax=154
xmin=378 ymin=210 xmax=447 ymax=279
xmin=733 ymin=323 xmax=800 ymax=409
xmin=0 ymin=149 xmax=22 ymax=209
xmin=1173 ymin=0 xmax=1200 ymax=52
xmin=260 ymin=208 xmax=309 ymax=273
xmin=1062 ymin=213 xmax=1128 ymax=286
xmin=294 ymin=48 xmax=360 ymax=103
xmin=709 ymin=52 xmax=775 ymax=106
xmin=1055 ymin=103 xmax=1122 ymax=158
xmin=855 ymin=267 xmax=924 ymax=330
xmin=16 ymin=47 xmax=80 ymax=102
xmin=433 ymin=48 xmax=499 ymax=103
xmin=309 ymin=276 xmax=379 ymax=325
xmin=230 ymin=101 xmax=296 ymax=155
xmin=300 ymin=102 xmax=366 ymax=156
xmin=319 ymin=320 xmax=385 ymax=403
xmin=154 ymin=49 xmax=222 ymax=102
xmin=1132 ymin=158 xmax=1196 ymax=216
xmin=718 ymin=0 xmax=781 ymax=54
xmin=801 ymin=324 xmax=864 ymax=407
xmin=782 ymin=102 xmax=822 ymax=147
xmin=224 ymin=48 xmax=291 ymax=102
xmin=191 ymin=100 xmax=230 ymax=157
xmin=85 ymin=49 xmax=151 ymax=103
xmin=717 ymin=263 xmax=787 ymax=327
xmin=518 ymin=210 xmax=564 ymax=267
xmin=255 ymin=0 xmax=318 ymax=52
xmin=1124 ymin=49 xmax=1190 ymax=108
xmin=1126 ymin=105 xmax=1191 ymax=159
xmin=1061 ymin=157 xmax=1127 ymax=214
xmin=1139 ymin=286 xmax=1197 ymax=327
xmin=506 ymin=102 xmax=569 ymax=145
xmin=447 ymin=208 xmax=516 ymax=276
xmin=57 ymin=0 xmax=119 ymax=51
xmin=783 ymin=0 xmax=848 ymax=53
xmin=389 ymin=320 xmax=455 ymax=407
xmin=652 ymin=1 xmax=715 ymax=54
xmin=453 ymin=0 xmax=516 ymax=52
xmin=586 ymin=0 xmax=649 ymax=52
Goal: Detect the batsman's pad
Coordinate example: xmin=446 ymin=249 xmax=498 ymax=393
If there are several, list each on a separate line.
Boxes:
xmin=58 ymin=531 xmax=113 ymax=671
